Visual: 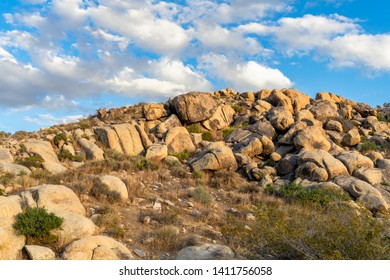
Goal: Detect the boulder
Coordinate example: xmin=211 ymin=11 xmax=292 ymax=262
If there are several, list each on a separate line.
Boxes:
xmin=0 ymin=162 xmax=31 ymax=175
xmin=155 ymin=114 xmax=182 ymax=138
xmin=276 ymin=154 xmax=299 ymax=176
xmin=377 ymin=159 xmax=390 ymax=170
xmin=28 ymin=184 xmax=86 ymax=216
xmin=94 ymin=126 xmax=123 ymax=154
xmin=96 ymin=175 xmax=128 ymax=201
xmin=224 ymin=129 xmax=252 ymax=143
xmin=171 ymin=92 xmax=218 ymax=123
xmin=176 ymin=243 xmax=234 ymax=260
xmin=112 ymin=124 xmax=144 ymax=156
xmin=266 ymin=89 xmax=294 ymax=113
xmin=240 ymin=91 xmax=255 ymax=101
xmin=145 ymin=143 xmax=168 ymax=162
xmin=202 ymin=105 xmax=235 ymax=130
xmin=342 ymin=128 xmax=361 ymax=146
xmin=325 ymin=120 xmax=343 ymax=132
xmin=315 ymin=92 xmax=344 ymax=103
xmin=295 ymin=162 xmax=329 ymax=182
xmin=258 ymin=135 xmax=275 ymax=155
xmin=164 ymin=127 xmax=196 ymax=154
xmin=24 ymin=245 xmax=56 ymax=260
xmin=23 ymin=140 xmax=66 ymax=174
xmin=134 ymin=124 xmax=153 ymax=149
xmin=77 ymin=138 xmax=104 ymax=161
xmin=309 ymin=100 xmax=339 ymax=123
xmin=62 ymin=235 xmax=133 ymax=260
xmin=282 ymin=88 xmax=311 ymax=114
xmin=0 ymin=148 xmax=13 ymax=162
xmin=278 ymin=121 xmax=307 ymax=145
xmin=267 ymin=107 xmax=294 ymax=132
xmin=253 ymin=100 xmax=272 ymax=114
xmin=353 ymin=168 xmax=384 ymax=185
xmin=294 ymin=126 xmax=331 ymax=151
xmin=337 ymin=151 xmax=374 ymax=174
xmin=0 ymin=195 xmax=26 ymax=260
xmin=189 ymin=143 xmax=237 ymax=172
xmin=334 ymin=176 xmax=388 ymax=212
xmin=298 ymin=149 xmax=349 ymax=179
xmin=142 ymin=103 xmax=169 ymax=121
xmin=233 ymin=137 xmax=263 ymax=158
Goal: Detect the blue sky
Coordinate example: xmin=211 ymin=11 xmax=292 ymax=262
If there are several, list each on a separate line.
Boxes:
xmin=0 ymin=0 xmax=389 ymax=133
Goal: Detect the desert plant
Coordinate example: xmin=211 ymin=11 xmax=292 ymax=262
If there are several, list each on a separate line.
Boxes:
xmin=192 ymin=187 xmax=213 ymax=205
xmin=360 ymin=141 xmax=378 ymax=153
xmin=201 ymin=131 xmax=213 ymax=141
xmin=170 ymin=149 xmax=192 ymax=161
xmin=133 ymin=157 xmax=159 ymax=171
xmin=53 ymin=133 xmax=67 ymax=146
xmin=231 ymin=104 xmax=242 ymax=113
xmin=58 ymin=149 xmax=83 ymax=162
xmin=186 ymin=123 xmax=203 ymax=134
xmin=16 ymin=154 xmax=44 ymax=169
xmin=222 ymin=128 xmax=235 ymax=139
xmin=0 ymin=172 xmax=15 ymax=186
xmin=13 ymin=207 xmax=63 ymax=244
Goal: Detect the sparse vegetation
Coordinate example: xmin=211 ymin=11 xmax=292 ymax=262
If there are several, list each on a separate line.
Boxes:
xmin=231 ymin=104 xmax=242 ymax=113
xmin=222 ymin=127 xmax=235 ymax=139
xmin=0 ymin=172 xmax=15 ymax=186
xmin=133 ymin=157 xmax=159 ymax=171
xmin=53 ymin=133 xmax=67 ymax=146
xmin=169 ymin=149 xmax=191 ymax=161
xmin=13 ymin=207 xmax=63 ymax=244
xmin=192 ymin=187 xmax=213 ymax=205
xmin=201 ymin=131 xmax=213 ymax=141
xmin=58 ymin=149 xmax=83 ymax=162
xmin=16 ymin=154 xmax=44 ymax=169
xmin=360 ymin=141 xmax=378 ymax=153
xmin=186 ymin=123 xmax=202 ymax=134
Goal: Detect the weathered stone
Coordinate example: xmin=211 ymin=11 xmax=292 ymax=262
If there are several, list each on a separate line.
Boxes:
xmin=145 ymin=143 xmax=168 ymax=162
xmin=224 ymin=129 xmax=252 ymax=143
xmin=29 ymin=184 xmax=86 ymax=216
xmin=112 ymin=124 xmax=144 ymax=156
xmin=77 ymin=138 xmax=104 ymax=161
xmin=155 ymin=114 xmax=182 ymax=138
xmin=342 ymin=128 xmax=361 ymax=146
xmin=294 ymin=126 xmax=331 ymax=151
xmin=234 ymin=153 xmax=252 ymax=167
xmin=24 ymin=245 xmax=56 ymax=260
xmin=94 ymin=126 xmax=123 ymax=154
xmin=134 ymin=124 xmax=153 ymax=149
xmin=334 ymin=176 xmax=388 ymax=212
xmin=282 ymin=89 xmax=311 ymax=114
xmin=267 ymin=107 xmax=294 ymax=132
xmin=176 ymin=243 xmax=234 ymax=260
xmin=233 ymin=137 xmax=263 ymax=158
xmin=165 ymin=127 xmax=196 ymax=154
xmin=296 ymin=162 xmax=329 ymax=182
xmin=62 ymin=143 xmax=76 ymax=156
xmin=364 ymin=151 xmax=384 ymax=164
xmin=96 ymin=175 xmax=128 ymax=201
xmin=202 ymin=105 xmax=235 ymax=130
xmin=325 ymin=120 xmax=343 ymax=132
xmin=0 ymin=162 xmax=31 ymax=175
xmin=240 ymin=91 xmax=255 ymax=101
xmin=23 ymin=140 xmax=67 ymax=174
xmin=270 ymin=152 xmax=282 ymax=162
xmin=0 ymin=148 xmax=13 ymax=162
xmin=258 ymin=135 xmax=274 ymax=155
xmin=189 ymin=143 xmax=237 ymax=172
xmin=353 ymin=168 xmax=384 ymax=185
xmin=337 ymin=151 xmax=374 ymax=174
xmin=315 ymin=92 xmax=344 ymax=103
xmin=310 ymin=100 xmax=339 ymax=123
xmin=171 ymin=92 xmax=218 ymax=123
xmin=142 ymin=103 xmax=169 ymax=121
xmin=377 ymin=159 xmax=390 ymax=170
xmin=276 ymin=154 xmax=299 ymax=176
xmin=298 ymin=149 xmax=349 ymax=179
xmin=62 ymin=235 xmax=134 ymax=260
xmin=266 ymin=89 xmax=294 ymax=114
xmin=278 ymin=121 xmax=307 ymax=145
xmin=253 ymin=100 xmax=272 ymax=114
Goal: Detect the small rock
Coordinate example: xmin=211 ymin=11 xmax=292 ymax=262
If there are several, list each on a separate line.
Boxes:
xmin=143 ymin=216 xmax=152 ymax=225
xmin=133 ymin=249 xmax=147 ymax=258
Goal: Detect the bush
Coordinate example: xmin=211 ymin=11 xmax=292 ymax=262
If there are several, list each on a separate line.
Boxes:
xmin=170 ymin=149 xmax=191 ymax=161
xmin=222 ymin=128 xmax=234 ymax=139
xmin=201 ymin=131 xmax=213 ymax=141
xmin=16 ymin=154 xmax=44 ymax=169
xmin=58 ymin=149 xmax=83 ymax=162
xmin=53 ymin=133 xmax=67 ymax=146
xmin=13 ymin=207 xmax=63 ymax=243
xmin=192 ymin=187 xmax=213 ymax=205
xmin=133 ymin=157 xmax=159 ymax=171
xmin=231 ymin=104 xmax=242 ymax=113
xmin=0 ymin=172 xmax=15 ymax=186
xmin=360 ymin=141 xmax=378 ymax=153
xmin=186 ymin=123 xmax=202 ymax=134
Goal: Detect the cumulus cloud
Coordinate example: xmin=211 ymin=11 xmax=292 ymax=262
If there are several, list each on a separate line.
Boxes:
xmin=199 ymin=54 xmax=292 ymax=91
xmin=24 ymin=113 xmax=84 ymax=127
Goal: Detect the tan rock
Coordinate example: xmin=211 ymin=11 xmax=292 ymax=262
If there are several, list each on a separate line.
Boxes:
xmin=267 ymin=107 xmax=294 ymax=132
xmin=282 ymin=88 xmax=311 ymax=114
xmin=0 ymin=162 xmax=31 ymax=175
xmin=77 ymin=138 xmax=104 ymax=161
xmin=164 ymin=127 xmax=196 ymax=154
xmin=96 ymin=175 xmax=128 ymax=201
xmin=176 ymin=243 xmax=234 ymax=260
xmin=310 ymin=100 xmax=339 ymax=123
xmin=171 ymin=92 xmax=218 ymax=123
xmin=266 ymin=89 xmax=294 ymax=114
xmin=23 ymin=140 xmax=67 ymax=174
xmin=202 ymin=105 xmax=235 ymax=130
xmin=353 ymin=168 xmax=384 ymax=185
xmin=142 ymin=103 xmax=169 ymax=121
xmin=94 ymin=126 xmax=123 ymax=154
xmin=233 ymin=137 xmax=263 ymax=158
xmin=113 ymin=124 xmax=144 ymax=156
xmin=155 ymin=114 xmax=182 ymax=138
xmin=259 ymin=135 xmax=274 ymax=155
xmin=245 ymin=120 xmax=276 ymax=139
xmin=24 ymin=245 xmax=56 ymax=260
xmin=189 ymin=144 xmax=237 ymax=172
xmin=342 ymin=128 xmax=361 ymax=146
xmin=294 ymin=126 xmax=331 ymax=151
xmin=62 ymin=235 xmax=134 ymax=260
xmin=240 ymin=91 xmax=255 ymax=101
xmin=278 ymin=121 xmax=307 ymax=145
xmin=145 ymin=143 xmax=168 ymax=162
xmin=134 ymin=124 xmax=153 ymax=149
xmin=337 ymin=151 xmax=374 ymax=174
xmin=296 ymin=162 xmax=329 ymax=182
xmin=325 ymin=120 xmax=343 ymax=132
xmin=276 ymin=154 xmax=299 ymax=176
xmin=0 ymin=148 xmax=13 ymax=162
xmin=253 ymin=100 xmax=272 ymax=114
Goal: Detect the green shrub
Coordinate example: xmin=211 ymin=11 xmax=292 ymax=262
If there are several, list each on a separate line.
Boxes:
xmin=13 ymin=207 xmax=63 ymax=243
xmin=201 ymin=131 xmax=213 ymax=141
xmin=222 ymin=128 xmax=234 ymax=139
xmin=377 ymin=114 xmax=388 ymax=122
xmin=231 ymin=104 xmax=242 ymax=113
xmin=192 ymin=187 xmax=213 ymax=205
xmin=360 ymin=141 xmax=378 ymax=153
xmin=170 ymin=149 xmax=191 ymax=161
xmin=58 ymin=149 xmax=83 ymax=162
xmin=265 ymin=183 xmax=351 ymax=207
xmin=0 ymin=172 xmax=15 ymax=186
xmin=264 ymin=159 xmax=276 ymax=167
xmin=53 ymin=133 xmax=67 ymax=146
xmin=186 ymin=123 xmax=202 ymax=133
xmin=78 ymin=119 xmax=92 ymax=129
xmin=133 ymin=157 xmax=159 ymax=171
xmin=16 ymin=154 xmax=44 ymax=169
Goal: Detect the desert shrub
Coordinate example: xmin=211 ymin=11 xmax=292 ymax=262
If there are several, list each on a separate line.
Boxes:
xmin=201 ymin=131 xmax=213 ymax=141
xmin=94 ymin=206 xmax=125 ymax=238
xmin=0 ymin=131 xmax=10 ymax=138
xmin=222 ymin=127 xmax=235 ymax=139
xmin=0 ymin=172 xmax=15 ymax=186
xmin=210 ymin=170 xmax=248 ymax=191
xmin=53 ymin=133 xmax=67 ymax=146
xmin=58 ymin=149 xmax=83 ymax=162
xmin=231 ymin=104 xmax=242 ymax=113
xmin=186 ymin=123 xmax=202 ymax=134
xmin=139 ymin=208 xmax=180 ymax=225
xmin=265 ymin=183 xmax=351 ymax=207
xmin=170 ymin=149 xmax=191 ymax=161
xmin=12 ymin=131 xmax=29 ymax=140
xmin=145 ymin=226 xmax=183 ymax=253
xmin=104 ymin=149 xmax=126 ymax=161
xmin=78 ymin=119 xmax=92 ymax=129
xmin=133 ymin=157 xmax=159 ymax=171
xmin=30 ymin=169 xmax=51 ymax=180
xmin=222 ymin=200 xmax=390 ymax=259
xmin=13 ymin=207 xmax=63 ymax=244
xmin=192 ymin=187 xmax=213 ymax=205
xmin=16 ymin=154 xmax=44 ymax=169
xmin=377 ymin=114 xmax=388 ymax=122
xmin=263 ymin=159 xmax=276 ymax=167
xmin=91 ymin=180 xmax=122 ymax=203
xmin=360 ymin=141 xmax=378 ymax=153
xmin=0 ymin=188 xmax=5 ymax=196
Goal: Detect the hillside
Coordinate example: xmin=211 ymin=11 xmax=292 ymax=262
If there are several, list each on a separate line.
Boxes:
xmin=0 ymin=88 xmax=389 ymax=260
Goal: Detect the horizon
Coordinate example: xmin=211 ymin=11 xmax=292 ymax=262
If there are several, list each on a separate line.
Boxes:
xmin=0 ymin=0 xmax=389 ymax=133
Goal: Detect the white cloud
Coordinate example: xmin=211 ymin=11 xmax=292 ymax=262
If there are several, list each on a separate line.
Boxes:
xmin=199 ymin=54 xmax=292 ymax=91
xmin=24 ymin=113 xmax=84 ymax=127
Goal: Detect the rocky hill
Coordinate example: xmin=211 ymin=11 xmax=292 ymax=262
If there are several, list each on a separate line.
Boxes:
xmin=0 ymin=88 xmax=389 ymax=260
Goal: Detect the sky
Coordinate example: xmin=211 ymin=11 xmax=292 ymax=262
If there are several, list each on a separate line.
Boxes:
xmin=0 ymin=0 xmax=389 ymax=133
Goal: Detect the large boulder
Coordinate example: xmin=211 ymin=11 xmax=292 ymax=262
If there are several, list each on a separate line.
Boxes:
xmin=334 ymin=176 xmax=388 ymax=212
xmin=245 ymin=120 xmax=276 ymax=139
xmin=142 ymin=103 xmax=169 ymax=121
xmin=233 ymin=137 xmax=263 ymax=158
xmin=225 ymin=129 xmax=252 ymax=143
xmin=164 ymin=127 xmax=196 ymax=154
xmin=189 ymin=143 xmax=237 ymax=172
xmin=145 ymin=143 xmax=168 ymax=162
xmin=267 ymin=107 xmax=294 ymax=132
xmin=294 ymin=126 xmax=331 ymax=151
xmin=171 ymin=92 xmax=218 ymax=123
xmin=0 ymin=148 xmax=13 ymax=162
xmin=336 ymin=151 xmax=374 ymax=174
xmin=283 ymin=88 xmax=311 ymax=114
xmin=176 ymin=243 xmax=235 ymax=260
xmin=276 ymin=154 xmax=299 ymax=176
xmin=77 ymin=138 xmax=104 ymax=161
xmin=155 ymin=114 xmax=182 ymax=138
xmin=353 ymin=168 xmax=384 ymax=185
xmin=0 ymin=195 xmax=26 ymax=260
xmin=112 ymin=124 xmax=144 ymax=156
xmin=202 ymin=105 xmax=235 ymax=130
xmin=342 ymin=128 xmax=361 ymax=146
xmin=23 ymin=140 xmax=67 ymax=174
xmin=62 ymin=235 xmax=134 ymax=260
xmin=295 ymin=162 xmax=329 ymax=182
xmin=0 ymin=162 xmax=31 ymax=175
xmin=309 ymin=100 xmax=339 ymax=123
xmin=298 ymin=149 xmax=349 ymax=179
xmin=95 ymin=175 xmax=128 ymax=201
xmin=94 ymin=126 xmax=123 ymax=154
